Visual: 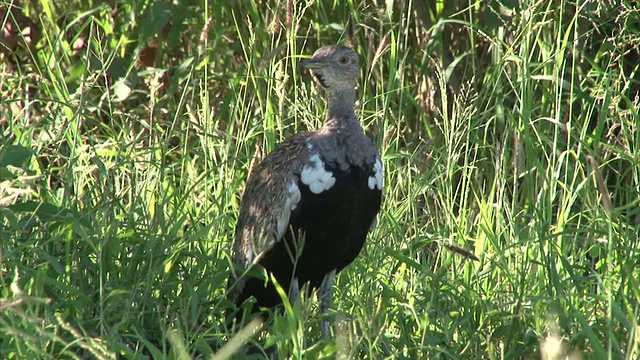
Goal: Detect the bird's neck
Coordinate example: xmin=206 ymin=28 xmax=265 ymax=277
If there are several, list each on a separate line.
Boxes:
xmin=323 ymin=88 xmax=358 ymax=129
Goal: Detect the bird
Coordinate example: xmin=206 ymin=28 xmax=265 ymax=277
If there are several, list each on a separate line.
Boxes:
xmin=227 ymin=45 xmax=383 ymax=338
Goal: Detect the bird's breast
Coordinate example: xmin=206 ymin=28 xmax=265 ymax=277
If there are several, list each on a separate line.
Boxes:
xmin=284 ymin=161 xmax=382 ymax=281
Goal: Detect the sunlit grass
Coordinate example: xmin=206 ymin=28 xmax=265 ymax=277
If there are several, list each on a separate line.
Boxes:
xmin=1 ymin=0 xmax=639 ymax=359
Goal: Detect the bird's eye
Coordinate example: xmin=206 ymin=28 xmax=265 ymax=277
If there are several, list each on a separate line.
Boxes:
xmin=338 ymin=56 xmax=350 ymax=65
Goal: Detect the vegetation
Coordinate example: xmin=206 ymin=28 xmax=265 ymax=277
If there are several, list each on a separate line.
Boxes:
xmin=1 ymin=0 xmax=639 ymax=358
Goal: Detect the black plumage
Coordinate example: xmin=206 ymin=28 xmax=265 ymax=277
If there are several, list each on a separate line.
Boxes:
xmin=227 ymin=45 xmax=383 ymax=337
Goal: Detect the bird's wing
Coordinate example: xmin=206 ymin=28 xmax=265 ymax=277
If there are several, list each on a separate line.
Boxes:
xmin=231 ymin=133 xmax=311 ymax=271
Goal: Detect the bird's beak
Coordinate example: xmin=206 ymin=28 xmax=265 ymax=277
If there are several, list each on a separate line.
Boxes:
xmin=299 ymin=59 xmax=323 ymax=70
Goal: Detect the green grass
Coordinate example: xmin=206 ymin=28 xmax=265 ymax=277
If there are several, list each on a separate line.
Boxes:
xmin=1 ymin=0 xmax=639 ymax=358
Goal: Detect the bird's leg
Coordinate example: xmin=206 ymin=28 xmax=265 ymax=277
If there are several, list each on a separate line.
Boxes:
xmin=319 ymin=269 xmax=336 ymax=338
xmin=289 ymin=277 xmax=300 ymax=305
xmin=287 ymin=277 xmax=307 ymax=350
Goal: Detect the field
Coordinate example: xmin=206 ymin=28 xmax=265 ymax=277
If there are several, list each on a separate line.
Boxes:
xmin=1 ymin=0 xmax=639 ymax=358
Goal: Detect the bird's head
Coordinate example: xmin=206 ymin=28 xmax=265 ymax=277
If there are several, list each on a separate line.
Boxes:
xmin=299 ymin=45 xmax=360 ymax=90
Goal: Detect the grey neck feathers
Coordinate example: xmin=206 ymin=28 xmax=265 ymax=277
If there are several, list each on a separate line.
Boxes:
xmin=314 ymin=86 xmax=374 ymax=170
xmin=323 ymin=88 xmax=358 ymax=130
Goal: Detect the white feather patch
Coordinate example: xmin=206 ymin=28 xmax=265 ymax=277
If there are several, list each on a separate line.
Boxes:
xmin=276 ymin=181 xmax=301 ymax=240
xmin=368 ymin=158 xmax=384 ymax=190
xmin=245 ymin=247 xmax=254 ymax=267
xmin=369 ymin=214 xmax=378 ymax=232
xmin=301 ymin=154 xmax=336 ymax=194
xmin=286 ymin=181 xmax=301 ymax=211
